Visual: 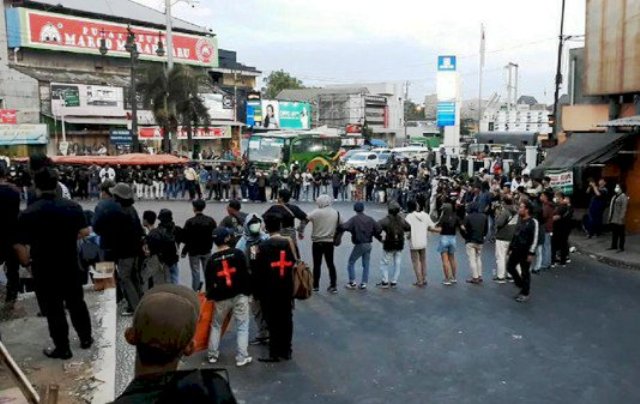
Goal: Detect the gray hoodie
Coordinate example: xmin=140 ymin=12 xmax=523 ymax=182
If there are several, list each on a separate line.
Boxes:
xmin=305 ymin=194 xmax=340 ymax=243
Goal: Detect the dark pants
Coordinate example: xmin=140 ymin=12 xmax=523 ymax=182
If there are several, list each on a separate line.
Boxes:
xmin=552 ymin=231 xmax=570 ymax=264
xmin=312 ymin=242 xmax=337 ymax=288
xmin=313 ymin=184 xmax=321 ymax=200
xmin=270 ymin=186 xmax=279 ymax=201
xmin=611 ymin=224 xmax=626 ymax=250
xmin=208 ymin=183 xmax=220 ymax=200
xmin=186 ymin=180 xmax=197 ymax=200
xmin=2 ymin=246 xmax=20 ymax=303
xmin=36 ymin=278 xmax=92 ymax=351
xmin=264 ymin=297 xmax=293 ymax=359
xmin=293 ymin=185 xmax=301 ymax=201
xmin=332 ymin=186 xmax=340 ymax=200
xmin=506 ymin=250 xmax=531 ymax=296
xmin=259 ymin=187 xmax=267 ymax=202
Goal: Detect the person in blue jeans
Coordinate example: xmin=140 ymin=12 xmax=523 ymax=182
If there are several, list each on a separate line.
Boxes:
xmin=339 ymin=202 xmax=382 ymax=290
xmin=375 ymin=201 xmax=410 ymax=289
xmin=431 ymin=203 xmax=461 ymax=285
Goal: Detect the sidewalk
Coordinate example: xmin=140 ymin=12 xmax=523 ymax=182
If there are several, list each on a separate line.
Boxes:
xmin=0 ymin=287 xmax=117 ymax=404
xmin=571 ymin=233 xmax=640 ymax=270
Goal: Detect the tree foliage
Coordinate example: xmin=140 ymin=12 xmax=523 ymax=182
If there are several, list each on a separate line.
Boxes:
xmin=404 ymin=99 xmax=425 ymax=122
xmin=263 ymin=70 xmax=304 ymax=99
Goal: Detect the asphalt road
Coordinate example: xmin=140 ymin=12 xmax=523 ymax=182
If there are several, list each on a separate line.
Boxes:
xmin=80 ymin=199 xmax=640 ymax=404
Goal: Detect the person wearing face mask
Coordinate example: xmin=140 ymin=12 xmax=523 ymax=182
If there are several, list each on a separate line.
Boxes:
xmin=608 ymin=184 xmax=629 ymax=252
xmin=236 ymin=214 xmax=270 ymax=346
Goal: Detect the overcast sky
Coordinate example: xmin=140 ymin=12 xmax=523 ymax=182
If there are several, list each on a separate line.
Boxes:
xmin=136 ymin=0 xmax=586 ymax=104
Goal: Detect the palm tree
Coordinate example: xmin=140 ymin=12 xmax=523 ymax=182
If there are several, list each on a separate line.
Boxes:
xmin=137 ymin=64 xmax=211 ymax=155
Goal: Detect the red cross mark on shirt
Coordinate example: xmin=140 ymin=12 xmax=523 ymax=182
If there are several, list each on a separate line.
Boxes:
xmin=217 ymin=259 xmax=236 ymax=287
xmin=270 ymin=250 xmax=293 ymax=278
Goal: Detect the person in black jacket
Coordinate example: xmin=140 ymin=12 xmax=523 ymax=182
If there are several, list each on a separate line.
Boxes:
xmin=182 ymin=200 xmax=217 ymax=292
xmin=339 ymin=202 xmax=382 ymax=290
xmin=0 ymin=163 xmax=21 ymax=308
xmin=376 ymin=201 xmax=410 ymax=289
xmin=507 ymin=200 xmax=539 ymax=303
xmin=205 ymin=227 xmax=253 ymax=367
xmin=461 ymin=203 xmax=488 ymax=284
xmin=255 ymin=213 xmax=296 ymax=363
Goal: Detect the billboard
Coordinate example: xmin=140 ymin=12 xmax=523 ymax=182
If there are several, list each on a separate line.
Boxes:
xmin=109 ymin=129 xmax=133 ymax=145
xmin=51 ymin=83 xmax=124 ymax=117
xmin=436 ymin=102 xmax=456 ymax=127
xmin=261 ymin=101 xmax=280 ymax=129
xmin=585 ymin=0 xmax=640 ymax=95
xmin=138 ymin=126 xmax=231 ymax=140
xmin=246 ymin=92 xmax=262 ymax=127
xmin=202 ymin=93 xmax=234 ymax=121
xmin=279 ymin=102 xmax=311 ymax=130
xmin=0 ymin=110 xmax=17 ymax=124
xmin=547 ymin=169 xmax=574 ymax=195
xmin=6 ymin=8 xmax=218 ymax=67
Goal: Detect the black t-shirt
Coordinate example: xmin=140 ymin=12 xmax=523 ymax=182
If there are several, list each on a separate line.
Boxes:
xmin=263 ymin=204 xmax=307 ymax=229
xmin=255 ymin=236 xmax=295 ymax=298
xmin=0 ymin=182 xmax=20 ymax=251
xmin=439 ymin=215 xmax=460 ymax=236
xmin=204 ymin=248 xmax=251 ymax=301
xmin=17 ymin=194 xmax=87 ymax=279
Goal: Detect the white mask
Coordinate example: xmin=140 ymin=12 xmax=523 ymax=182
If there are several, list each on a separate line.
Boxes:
xmin=248 ymin=223 xmax=261 ymax=234
xmin=615 ymin=186 xmax=622 ymax=194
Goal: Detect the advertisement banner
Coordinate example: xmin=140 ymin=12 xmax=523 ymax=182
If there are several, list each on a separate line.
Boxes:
xmin=51 ymin=83 xmax=124 ymax=117
xmin=109 ymin=129 xmax=133 ymax=145
xmin=6 ymin=8 xmax=218 ymax=67
xmin=437 ymin=102 xmax=456 ymax=127
xmin=202 ymin=93 xmax=234 ymax=121
xmin=138 ymin=126 xmax=231 ymax=140
xmin=260 ymin=101 xmax=280 ymax=129
xmin=0 ymin=110 xmax=17 ymax=124
xmin=0 ymin=124 xmax=48 ymax=146
xmin=547 ymin=169 xmax=574 ymax=195
xmin=279 ymin=102 xmax=310 ymax=130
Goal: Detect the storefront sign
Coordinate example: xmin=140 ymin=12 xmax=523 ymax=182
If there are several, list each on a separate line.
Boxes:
xmin=547 ymin=169 xmax=574 ymax=195
xmin=110 ymin=129 xmax=133 ymax=145
xmin=202 ymin=93 xmax=234 ymax=121
xmin=51 ymin=83 xmax=124 ymax=117
xmin=0 ymin=110 xmax=17 ymax=124
xmin=279 ymin=102 xmax=311 ymax=130
xmin=6 ymin=8 xmax=218 ymax=67
xmin=138 ymin=126 xmax=231 ymax=140
xmin=0 ymin=124 xmax=48 ymax=146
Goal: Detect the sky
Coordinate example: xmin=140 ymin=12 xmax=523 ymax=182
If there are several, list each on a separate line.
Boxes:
xmin=135 ymin=0 xmax=586 ymax=105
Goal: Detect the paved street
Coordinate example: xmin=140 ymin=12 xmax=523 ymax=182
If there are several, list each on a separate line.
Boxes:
xmin=81 ymin=199 xmax=640 ymax=403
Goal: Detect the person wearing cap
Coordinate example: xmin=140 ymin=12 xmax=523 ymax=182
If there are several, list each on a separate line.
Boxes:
xmin=507 ymin=200 xmax=539 ymax=303
xmin=405 ymin=200 xmax=436 ymax=287
xmin=181 ymin=200 xmax=217 ymax=291
xmin=339 ymin=202 xmax=382 ymax=290
xmin=255 ymin=213 xmax=296 ymax=362
xmin=235 ymin=214 xmax=270 ymax=345
xmin=93 ymin=182 xmax=145 ymax=316
xmin=220 ymin=199 xmax=249 ymax=246
xmin=15 ymin=166 xmax=93 ymax=359
xmin=205 ymin=227 xmax=253 ymax=367
xmin=375 ymin=201 xmax=411 ymax=289
xmin=114 ymin=284 xmax=236 ymax=402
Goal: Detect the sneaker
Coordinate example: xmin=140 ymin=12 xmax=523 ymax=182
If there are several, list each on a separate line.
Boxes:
xmin=120 ymin=309 xmax=134 ymax=317
xmin=236 ymin=356 xmax=253 ymax=367
xmin=466 ymin=278 xmax=481 ymax=284
xmin=494 ymin=277 xmax=507 ymax=284
xmin=312 ymin=287 xmax=320 ymax=292
xmin=515 ymin=294 xmax=530 ymax=303
xmin=451 ymin=278 xmax=458 ymax=284
xmin=207 ymin=355 xmax=218 ymax=364
xmin=442 ymin=280 xmax=452 ymax=286
xmin=345 ymin=282 xmax=357 ymax=290
xmin=376 ymin=281 xmax=390 ymax=289
xmin=358 ymin=283 xmax=367 ymax=290
xmin=249 ymin=337 xmax=269 ymax=346
xmin=327 ymin=286 xmax=338 ymax=294
xmin=43 ymin=347 xmax=72 ymax=360
xmin=389 ymin=282 xmax=398 ymax=289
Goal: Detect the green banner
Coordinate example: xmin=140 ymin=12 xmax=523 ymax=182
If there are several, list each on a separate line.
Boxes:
xmin=279 ymin=102 xmax=311 ymax=130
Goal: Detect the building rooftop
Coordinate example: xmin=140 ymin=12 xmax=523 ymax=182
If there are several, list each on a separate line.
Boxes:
xmin=23 ymin=0 xmax=210 ymax=35
xmin=277 ymin=87 xmax=369 ymax=102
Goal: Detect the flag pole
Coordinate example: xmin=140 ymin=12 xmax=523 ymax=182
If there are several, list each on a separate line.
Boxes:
xmin=478 ymin=23 xmax=486 ymax=129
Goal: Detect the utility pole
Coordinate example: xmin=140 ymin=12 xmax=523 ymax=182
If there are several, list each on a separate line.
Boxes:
xmin=551 ymin=0 xmax=566 ymax=141
xmin=165 ymin=0 xmax=174 ymax=71
xmin=478 ymin=23 xmax=486 ymax=128
xmin=404 ymin=81 xmax=410 ymax=141
xmin=125 ymin=26 xmax=140 ymax=153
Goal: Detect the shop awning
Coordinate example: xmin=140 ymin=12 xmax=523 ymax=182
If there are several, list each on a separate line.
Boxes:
xmin=474 ymin=132 xmax=538 ymax=147
xmin=210 ymin=120 xmax=246 ymax=127
xmin=532 ymin=132 xmax=629 ymax=175
xmin=60 ymin=117 xmax=129 ymax=126
xmin=597 ymin=115 xmax=640 ymax=128
xmin=51 ymin=153 xmax=189 ymax=166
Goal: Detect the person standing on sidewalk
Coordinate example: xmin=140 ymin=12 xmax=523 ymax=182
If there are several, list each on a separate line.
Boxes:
xmin=340 ymin=202 xmax=382 ymax=290
xmin=507 ymin=200 xmax=539 ymax=303
xmin=181 ymin=200 xmax=217 ymax=291
xmin=552 ymin=192 xmax=573 ymax=267
xmin=300 ymin=194 xmax=340 ymax=293
xmin=585 ymin=178 xmax=608 ymax=238
xmin=405 ymin=200 xmax=435 ymax=287
xmin=461 ymin=202 xmax=488 ymax=285
xmin=608 ymin=184 xmax=629 ymax=252
xmin=376 ymin=201 xmax=411 ymax=289
xmin=533 ymin=191 xmax=555 ymax=274
xmin=0 ymin=163 xmax=21 ymax=310
xmin=183 ymin=164 xmax=199 ymax=201
xmin=205 ymin=227 xmax=253 ymax=367
xmin=15 ymin=166 xmax=93 ymax=359
xmin=494 ymin=195 xmax=517 ymax=284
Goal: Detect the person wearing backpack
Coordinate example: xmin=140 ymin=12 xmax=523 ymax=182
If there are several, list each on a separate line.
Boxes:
xmin=375 ymin=201 xmax=410 ymax=289
xmin=494 ymin=195 xmax=518 ymax=284
xmin=157 ymin=209 xmax=182 ymax=285
xmin=235 ymin=214 xmax=270 ymax=346
xmin=255 ymin=213 xmax=296 ymax=363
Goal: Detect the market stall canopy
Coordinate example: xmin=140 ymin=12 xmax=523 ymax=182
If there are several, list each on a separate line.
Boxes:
xmin=51 ymin=154 xmax=188 ymax=166
xmin=531 ymin=132 xmax=630 ymax=178
xmin=474 ymin=132 xmax=538 ymax=147
xmin=597 ymin=115 xmax=640 ymax=128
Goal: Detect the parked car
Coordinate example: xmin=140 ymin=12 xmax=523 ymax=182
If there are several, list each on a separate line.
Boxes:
xmin=345 ymin=152 xmax=386 ymax=170
xmin=391 ymin=146 xmax=430 ymax=161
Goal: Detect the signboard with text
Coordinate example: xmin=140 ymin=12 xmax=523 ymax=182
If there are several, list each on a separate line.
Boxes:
xmin=109 ymin=129 xmax=133 ymax=145
xmin=437 ymin=102 xmax=456 ymax=127
xmin=0 ymin=110 xmax=17 ymax=124
xmin=547 ymin=169 xmax=574 ymax=195
xmin=51 ymin=83 xmax=124 ymax=117
xmin=6 ymin=8 xmax=218 ymax=67
xmin=138 ymin=126 xmax=231 ymax=140
xmin=279 ymin=101 xmax=311 ymax=130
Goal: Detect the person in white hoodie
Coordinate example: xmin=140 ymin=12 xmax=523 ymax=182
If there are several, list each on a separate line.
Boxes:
xmin=405 ymin=200 xmax=435 ymax=287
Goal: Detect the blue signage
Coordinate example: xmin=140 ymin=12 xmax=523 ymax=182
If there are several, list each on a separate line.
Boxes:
xmin=437 ymin=55 xmax=457 ymax=72
xmin=437 ymin=102 xmax=456 ymax=127
xmin=109 ymin=129 xmax=133 ymax=145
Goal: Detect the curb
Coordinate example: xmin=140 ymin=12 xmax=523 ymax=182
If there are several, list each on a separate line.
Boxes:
xmin=572 ymin=241 xmax=640 ymax=271
xmin=91 ymin=288 xmax=117 ymax=404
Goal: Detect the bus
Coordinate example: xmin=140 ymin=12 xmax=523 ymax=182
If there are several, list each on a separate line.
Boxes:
xmin=247 ymin=131 xmax=342 ymax=170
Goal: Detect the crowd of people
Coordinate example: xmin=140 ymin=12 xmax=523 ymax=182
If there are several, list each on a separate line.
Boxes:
xmin=0 ymin=152 xmax=630 ymax=400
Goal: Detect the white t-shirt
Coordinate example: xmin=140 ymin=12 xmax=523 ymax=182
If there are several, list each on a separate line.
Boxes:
xmin=405 ymin=211 xmax=435 ymax=250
